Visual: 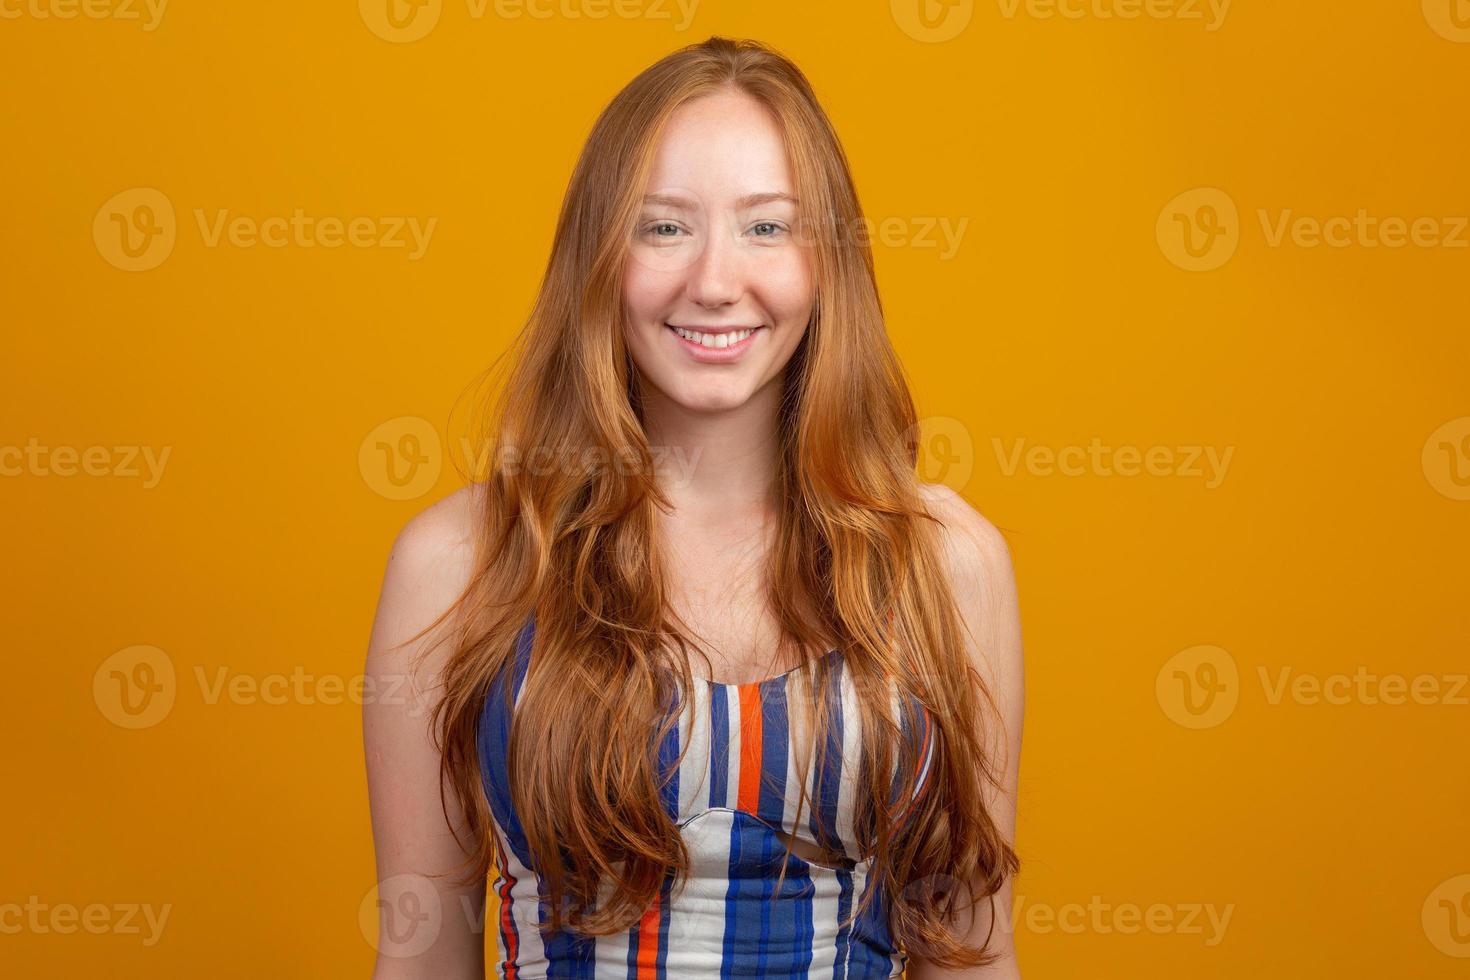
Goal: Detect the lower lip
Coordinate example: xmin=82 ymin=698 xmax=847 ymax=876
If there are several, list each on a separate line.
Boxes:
xmin=666 ymin=324 xmax=764 ymax=363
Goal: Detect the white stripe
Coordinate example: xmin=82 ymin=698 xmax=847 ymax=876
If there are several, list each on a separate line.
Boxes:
xmin=835 ymin=667 xmax=864 ymax=861
xmin=676 ymin=680 xmax=711 ymax=824
xmin=782 ymin=675 xmax=808 ymax=833
xmin=489 ymin=819 xmax=548 ymax=976
xmin=664 ymin=808 xmax=739 ymax=960
xmin=805 ymin=860 xmax=842 ymax=976
xmin=723 ymin=685 xmax=741 ymax=810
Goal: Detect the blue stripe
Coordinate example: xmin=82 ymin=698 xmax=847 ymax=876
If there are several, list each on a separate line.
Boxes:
xmin=756 ymin=678 xmax=789 ymax=827
xmin=476 ymin=617 xmax=537 ymax=872
xmin=657 ymin=683 xmax=682 ymax=820
xmin=720 ymin=814 xmax=743 ymax=979
xmin=810 ymin=656 xmax=846 ymax=856
xmin=792 ymin=852 xmax=814 ymax=979
xmin=625 ymin=913 xmax=641 ymax=978
xmin=849 ymin=867 xmax=902 ymax=977
xmin=709 ymin=686 xmax=729 ymax=809
xmin=833 ymin=867 xmax=854 ymax=980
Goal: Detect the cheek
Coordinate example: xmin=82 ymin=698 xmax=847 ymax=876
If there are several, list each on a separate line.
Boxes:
xmin=621 ymin=262 xmax=677 ymax=322
xmin=754 ymin=250 xmax=814 ymax=321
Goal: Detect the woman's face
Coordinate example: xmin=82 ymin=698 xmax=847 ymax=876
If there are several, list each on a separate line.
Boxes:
xmin=622 ymin=87 xmax=814 ymax=415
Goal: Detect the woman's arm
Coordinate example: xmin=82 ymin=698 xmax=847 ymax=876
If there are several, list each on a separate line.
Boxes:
xmin=908 ymin=484 xmax=1026 ymax=980
xmin=363 ymin=487 xmax=487 ymax=980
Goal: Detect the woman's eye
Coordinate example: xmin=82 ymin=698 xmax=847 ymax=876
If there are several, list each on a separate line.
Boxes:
xmin=643 ymin=222 xmax=685 ymax=238
xmin=750 ymin=221 xmax=786 ymax=238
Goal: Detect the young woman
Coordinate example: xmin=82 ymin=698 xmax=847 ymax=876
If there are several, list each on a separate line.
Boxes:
xmin=364 ymin=36 xmax=1024 ymax=979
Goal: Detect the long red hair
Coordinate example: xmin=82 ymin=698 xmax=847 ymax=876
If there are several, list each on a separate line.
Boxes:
xmin=412 ymin=35 xmax=1017 ymax=969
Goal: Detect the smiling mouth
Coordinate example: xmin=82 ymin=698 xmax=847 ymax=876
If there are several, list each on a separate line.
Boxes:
xmin=665 ymin=323 xmax=764 ymax=349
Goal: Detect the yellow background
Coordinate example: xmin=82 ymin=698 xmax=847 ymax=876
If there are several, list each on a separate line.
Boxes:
xmin=4 ymin=0 xmax=1469 ymax=976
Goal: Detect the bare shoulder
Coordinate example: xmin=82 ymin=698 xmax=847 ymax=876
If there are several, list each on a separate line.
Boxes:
xmin=368 ymin=481 xmax=487 ymax=667
xmin=917 ymin=481 xmax=1015 ymax=584
xmin=916 ymin=482 xmax=1023 ymax=698
xmin=389 ymin=480 xmax=484 ymax=574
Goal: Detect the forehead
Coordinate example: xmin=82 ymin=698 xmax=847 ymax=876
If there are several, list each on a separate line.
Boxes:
xmin=642 ymin=88 xmax=795 ymax=205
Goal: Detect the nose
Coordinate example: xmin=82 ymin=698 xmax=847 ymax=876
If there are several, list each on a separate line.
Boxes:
xmin=685 ymin=217 xmax=743 ymax=309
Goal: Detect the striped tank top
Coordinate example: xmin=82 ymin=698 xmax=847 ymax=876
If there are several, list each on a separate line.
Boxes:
xmin=477 ymin=616 xmax=937 ymax=979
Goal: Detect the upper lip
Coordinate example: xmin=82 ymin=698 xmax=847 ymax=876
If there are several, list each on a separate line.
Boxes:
xmin=666 ymin=323 xmax=762 ymax=335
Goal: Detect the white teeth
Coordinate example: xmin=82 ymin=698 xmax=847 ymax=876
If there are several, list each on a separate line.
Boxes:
xmin=672 ymin=326 xmax=756 ymax=347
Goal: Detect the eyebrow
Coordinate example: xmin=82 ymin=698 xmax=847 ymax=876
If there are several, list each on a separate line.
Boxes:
xmin=641 ymin=191 xmax=798 ymax=211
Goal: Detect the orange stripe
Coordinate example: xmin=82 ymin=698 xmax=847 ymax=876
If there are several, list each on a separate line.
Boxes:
xmin=635 ymin=889 xmax=661 ymax=977
xmin=736 ymin=683 xmax=763 ymax=813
